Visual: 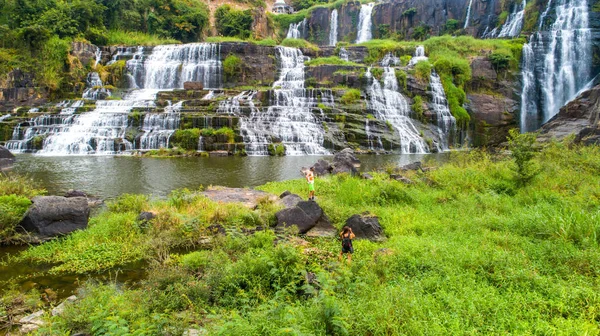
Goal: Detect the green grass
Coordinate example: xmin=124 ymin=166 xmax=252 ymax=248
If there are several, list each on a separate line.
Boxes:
xmin=304 ymin=56 xmax=361 ymax=67
xmin=106 ymin=30 xmax=180 ymax=46
xmin=280 ymin=38 xmax=320 ymax=52
xmin=204 ymin=36 xmax=246 ymax=43
xmin=7 ymin=141 xmax=600 ymax=334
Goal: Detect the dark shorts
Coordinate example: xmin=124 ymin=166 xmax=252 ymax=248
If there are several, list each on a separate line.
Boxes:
xmin=342 ymin=245 xmax=353 ymax=254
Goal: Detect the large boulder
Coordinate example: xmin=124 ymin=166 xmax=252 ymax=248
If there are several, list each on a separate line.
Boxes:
xmin=0 ymin=145 xmax=15 ymax=169
xmin=331 ymin=148 xmax=361 ymax=175
xmin=19 ymin=196 xmax=90 ymax=238
xmin=312 ymin=159 xmax=333 ymax=176
xmin=183 ymin=81 xmax=204 ymax=90
xmin=281 ymin=193 xmax=303 ymax=208
xmin=275 ymin=200 xmax=332 ymax=234
xmin=345 ymin=212 xmax=385 ymax=241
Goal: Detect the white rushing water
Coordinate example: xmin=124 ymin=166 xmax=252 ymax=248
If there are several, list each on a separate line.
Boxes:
xmin=429 ymin=72 xmax=457 ymax=150
xmin=339 ymin=47 xmax=349 ymax=61
xmin=82 ymin=72 xmax=112 ymax=100
xmin=464 ymin=0 xmax=474 ymax=29
xmin=356 ymin=3 xmax=374 ymax=44
xmin=0 ymin=114 xmax=11 ymax=122
xmin=9 ymin=43 xmax=222 ymax=154
xmin=286 ymin=19 xmax=307 ymax=39
xmin=329 ymin=9 xmax=338 ymax=46
xmin=94 ymin=47 xmax=102 ymax=68
xmin=365 ymin=67 xmax=428 ymax=153
xmin=235 ymin=47 xmax=330 ymax=155
xmin=520 ymin=0 xmax=592 ymax=131
xmin=409 ymin=45 xmax=428 ymax=66
xmin=497 ymin=0 xmax=526 ymax=38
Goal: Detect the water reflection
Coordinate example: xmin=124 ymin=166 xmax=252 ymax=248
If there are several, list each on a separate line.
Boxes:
xmin=10 ymin=153 xmax=447 ymax=199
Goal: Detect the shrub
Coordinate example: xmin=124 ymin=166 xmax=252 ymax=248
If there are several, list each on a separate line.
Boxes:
xmin=0 ymin=195 xmax=32 ymax=240
xmin=412 ymin=95 xmax=424 ymax=121
xmin=489 ymin=49 xmax=515 ymax=71
xmin=215 ymin=5 xmax=254 ymax=39
xmin=414 ymin=60 xmax=432 ymax=82
xmin=215 ymin=127 xmax=235 ymax=143
xmin=507 ymin=129 xmax=539 ymax=185
xmin=171 ymin=128 xmax=201 ymax=150
xmin=223 ymin=54 xmax=242 ymax=79
xmin=107 ymin=194 xmax=149 ymax=214
xmin=340 ymin=89 xmax=361 ymax=105
xmin=395 ymin=69 xmax=407 ymax=90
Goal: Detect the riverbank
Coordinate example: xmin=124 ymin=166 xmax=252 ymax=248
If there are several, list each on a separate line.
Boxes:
xmin=1 ymin=139 xmax=600 ymax=334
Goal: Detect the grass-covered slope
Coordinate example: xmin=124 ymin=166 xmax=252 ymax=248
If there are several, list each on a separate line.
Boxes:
xmin=4 ymin=139 xmax=600 ymax=334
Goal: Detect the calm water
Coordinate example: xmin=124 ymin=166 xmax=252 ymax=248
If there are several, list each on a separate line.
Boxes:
xmin=9 ymin=154 xmax=445 ymax=199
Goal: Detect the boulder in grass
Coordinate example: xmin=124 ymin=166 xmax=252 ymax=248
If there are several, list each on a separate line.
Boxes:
xmin=281 ymin=193 xmax=303 ymax=208
xmin=399 ymin=161 xmax=422 ymax=172
xmin=19 ymin=196 xmax=90 ymax=238
xmin=312 ymin=159 xmax=333 ymax=176
xmin=332 ymin=148 xmax=361 ymax=175
xmin=345 ymin=212 xmax=385 ymax=241
xmin=275 ymin=200 xmax=332 ymax=234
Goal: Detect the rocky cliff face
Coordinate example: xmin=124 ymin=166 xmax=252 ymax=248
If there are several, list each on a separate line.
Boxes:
xmin=539 ymin=84 xmax=600 ymax=145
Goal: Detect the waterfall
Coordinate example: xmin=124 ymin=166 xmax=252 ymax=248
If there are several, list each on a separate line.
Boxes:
xmin=286 ymin=19 xmax=307 ymax=39
xmin=232 ymin=47 xmax=329 ymax=155
xmin=107 ymin=46 xmax=140 ymax=65
xmin=0 ymin=114 xmax=10 ymax=122
xmin=381 ymin=53 xmax=400 ymax=67
xmin=82 ymin=72 xmax=112 ymax=100
xmin=520 ymin=0 xmax=592 ymax=131
xmin=329 ymin=9 xmax=338 ymax=46
xmin=365 ymin=67 xmax=428 ymax=153
xmin=497 ymin=0 xmax=526 ymax=38
xmin=9 ymin=43 xmax=222 ymax=155
xmin=94 ymin=47 xmax=102 ymax=68
xmin=138 ymin=101 xmax=182 ymax=150
xmin=339 ymin=47 xmax=349 ymax=61
xmin=464 ymin=0 xmax=474 ymax=29
xmin=129 ymin=43 xmax=222 ymax=90
xmin=409 ymin=46 xmax=428 ymax=66
xmin=429 ymin=72 xmax=457 ymax=150
xmin=365 ymin=119 xmax=384 ymax=151
xmin=356 ymin=3 xmax=374 ymax=43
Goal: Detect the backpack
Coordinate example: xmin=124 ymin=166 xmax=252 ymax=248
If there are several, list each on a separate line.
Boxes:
xmin=342 ymin=235 xmax=352 ymax=249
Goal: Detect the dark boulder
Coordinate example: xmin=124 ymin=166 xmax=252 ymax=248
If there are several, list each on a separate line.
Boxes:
xmin=345 ymin=212 xmax=385 ymax=241
xmin=275 ymin=207 xmax=316 ymax=234
xmin=280 ymin=190 xmax=292 ymax=198
xmin=137 ymin=211 xmax=156 ymax=222
xmin=332 ymin=148 xmax=361 ymax=175
xmin=361 ymin=173 xmax=373 ymax=180
xmin=312 ymin=159 xmax=333 ymax=176
xmin=183 ymin=81 xmax=204 ymax=90
xmin=390 ymin=174 xmax=414 ymax=185
xmin=64 ymin=190 xmax=87 ymax=198
xmin=275 ymin=200 xmax=332 ymax=234
xmin=20 ymin=196 xmax=90 ymax=238
xmin=281 ymin=193 xmax=303 ymax=208
xmin=399 ymin=161 xmax=422 ymax=172
xmin=0 ymin=145 xmax=15 ymax=169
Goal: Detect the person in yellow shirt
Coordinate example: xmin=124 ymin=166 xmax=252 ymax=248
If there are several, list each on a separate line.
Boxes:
xmin=306 ymin=166 xmax=315 ymax=201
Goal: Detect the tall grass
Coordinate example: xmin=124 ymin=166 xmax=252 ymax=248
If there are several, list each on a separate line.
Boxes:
xmin=106 ymin=30 xmax=180 ymax=46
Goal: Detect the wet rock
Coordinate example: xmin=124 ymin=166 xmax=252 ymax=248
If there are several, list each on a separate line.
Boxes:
xmin=202 ymin=187 xmax=278 ymax=209
xmin=71 ymin=41 xmax=98 ymax=67
xmin=332 ymin=148 xmax=361 ymax=175
xmin=137 ymin=211 xmax=156 ymax=222
xmin=0 ymin=145 xmax=15 ymax=169
xmin=281 ymin=193 xmax=303 ymax=208
xmin=51 ymin=295 xmax=77 ymax=316
xmin=345 ymin=212 xmax=385 ymax=241
xmin=209 ymin=150 xmax=229 ymax=157
xmin=19 ymin=310 xmax=45 ymax=333
xmin=183 ymin=81 xmax=204 ymax=90
xmin=399 ymin=161 xmax=422 ymax=172
xmin=313 ymin=159 xmax=333 ymax=176
xmin=64 ymin=190 xmax=87 ymax=198
xmin=361 ymin=173 xmax=373 ymax=180
xmin=276 ymin=200 xmax=332 ymax=234
xmin=20 ymin=196 xmax=90 ymax=238
xmin=280 ymin=190 xmax=292 ymax=198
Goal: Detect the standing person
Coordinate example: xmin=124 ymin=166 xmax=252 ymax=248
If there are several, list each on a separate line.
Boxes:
xmin=306 ymin=166 xmax=315 ymax=201
xmin=339 ymin=226 xmax=355 ymax=263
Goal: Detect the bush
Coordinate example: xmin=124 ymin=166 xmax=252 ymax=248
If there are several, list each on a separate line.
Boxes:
xmin=215 ymin=127 xmax=235 ymax=143
xmin=395 ymin=69 xmax=407 ymax=90
xmin=0 ymin=195 xmax=32 ymax=240
xmin=507 ymin=129 xmax=539 ymax=185
xmin=414 ymin=60 xmax=432 ymax=82
xmin=223 ymin=54 xmax=242 ymax=79
xmin=340 ymin=89 xmax=361 ymax=105
xmin=489 ymin=49 xmax=515 ymax=71
xmin=171 ymin=128 xmax=201 ymax=150
xmin=412 ymin=95 xmax=424 ymax=121
xmin=107 ymin=194 xmax=149 ymax=214
xmin=281 ymin=38 xmax=320 ymax=52
xmin=215 ymin=5 xmax=254 ymax=39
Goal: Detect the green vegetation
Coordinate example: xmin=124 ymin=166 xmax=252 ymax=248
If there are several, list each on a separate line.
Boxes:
xmin=171 ymin=128 xmax=201 ymax=150
xmin=223 ymin=54 xmax=243 ymax=79
xmin=215 ymin=127 xmax=236 ymax=143
xmin=414 ymin=60 xmax=432 ymax=82
xmin=268 ymin=143 xmax=286 ymax=156
xmin=105 ymin=30 xmax=179 ymax=46
xmin=395 ymin=69 xmax=407 ymax=90
xmin=0 ymin=174 xmax=46 ymax=242
xmin=215 ymin=5 xmax=254 ymax=39
xmin=507 ymin=129 xmax=540 ymax=185
xmin=304 ymin=56 xmax=360 ymax=67
xmin=340 ymin=89 xmax=361 ymax=105
xmin=280 ymin=38 xmax=320 ymax=52
xmin=5 ymin=141 xmax=600 ymax=334
xmin=402 ymin=7 xmax=417 ymax=17
xmin=411 ymin=95 xmax=424 ymax=121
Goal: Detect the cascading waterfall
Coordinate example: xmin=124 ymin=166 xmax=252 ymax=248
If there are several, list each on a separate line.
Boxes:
xmin=365 ymin=67 xmax=428 ymax=153
xmin=339 ymin=47 xmax=349 ymax=61
xmin=0 ymin=114 xmax=10 ymax=122
xmin=94 ymin=47 xmax=102 ymax=68
xmin=10 ymin=43 xmax=222 ymax=154
xmin=82 ymin=72 xmax=112 ymax=100
xmin=429 ymin=72 xmax=457 ymax=149
xmin=286 ymin=19 xmax=307 ymax=39
xmin=497 ymin=0 xmax=526 ymax=38
xmin=355 ymin=3 xmax=374 ymax=44
xmin=235 ymin=47 xmax=329 ymax=155
xmin=329 ymin=9 xmax=338 ymax=46
xmin=464 ymin=0 xmax=474 ymax=29
xmin=409 ymin=46 xmax=428 ymax=66
xmin=520 ymin=0 xmax=592 ymax=131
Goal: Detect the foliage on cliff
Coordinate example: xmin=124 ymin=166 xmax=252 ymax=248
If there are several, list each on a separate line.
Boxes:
xmin=5 ymin=140 xmax=600 ymax=334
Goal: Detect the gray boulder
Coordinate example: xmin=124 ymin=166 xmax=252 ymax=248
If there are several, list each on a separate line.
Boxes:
xmin=20 ymin=196 xmax=90 ymax=238
xmin=0 ymin=145 xmax=15 ymax=169
xmin=64 ymin=190 xmax=87 ymax=198
xmin=332 ymin=148 xmax=361 ymax=175
xmin=275 ymin=200 xmax=332 ymax=234
xmin=399 ymin=161 xmax=422 ymax=172
xmin=137 ymin=211 xmax=156 ymax=222
xmin=345 ymin=212 xmax=385 ymax=241
xmin=281 ymin=193 xmax=303 ymax=208
xmin=312 ymin=159 xmax=333 ymax=176
xmin=361 ymin=173 xmax=373 ymax=180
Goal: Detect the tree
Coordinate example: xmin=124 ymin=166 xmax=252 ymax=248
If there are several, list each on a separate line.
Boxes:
xmin=507 ymin=129 xmax=539 ymax=186
xmin=215 ymin=5 xmax=253 ymax=39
